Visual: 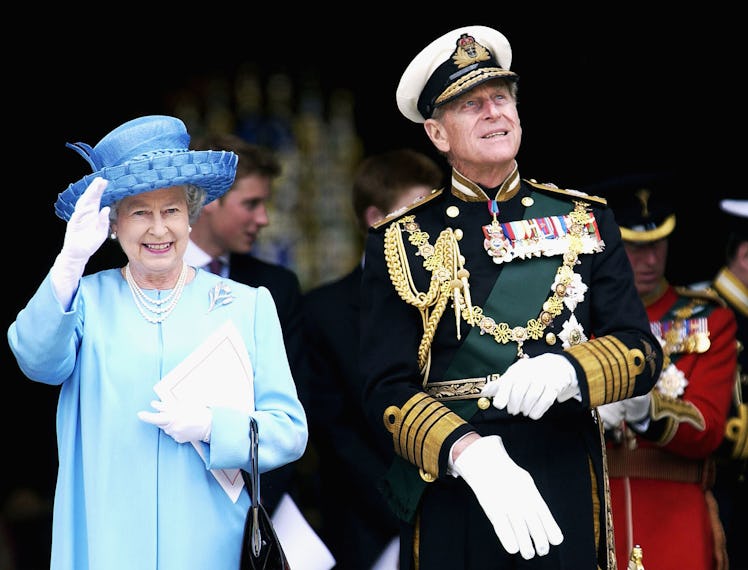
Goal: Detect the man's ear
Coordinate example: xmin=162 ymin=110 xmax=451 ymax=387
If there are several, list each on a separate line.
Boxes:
xmin=364 ymin=205 xmax=387 ymax=228
xmin=424 ymin=119 xmax=449 ymax=153
xmin=737 ymin=240 xmax=748 ymax=269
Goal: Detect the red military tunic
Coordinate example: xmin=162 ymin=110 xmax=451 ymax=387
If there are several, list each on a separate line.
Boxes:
xmin=606 ymin=282 xmax=737 ymax=569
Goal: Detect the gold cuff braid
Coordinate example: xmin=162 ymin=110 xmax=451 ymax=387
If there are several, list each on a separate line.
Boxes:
xmin=565 ymin=335 xmax=646 ymax=407
xmin=383 ymin=393 xmax=465 ymax=480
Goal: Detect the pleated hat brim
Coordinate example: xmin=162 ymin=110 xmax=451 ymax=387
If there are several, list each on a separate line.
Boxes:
xmin=54 ymin=149 xmax=238 ymax=221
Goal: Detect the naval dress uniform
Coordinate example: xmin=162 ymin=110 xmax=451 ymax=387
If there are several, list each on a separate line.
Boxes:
xmin=604 ymin=283 xmax=737 ymax=569
xmin=360 ymin=166 xmax=663 ymax=570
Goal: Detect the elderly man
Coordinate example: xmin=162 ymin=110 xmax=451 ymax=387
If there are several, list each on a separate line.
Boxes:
xmin=359 ymin=25 xmax=663 ymax=569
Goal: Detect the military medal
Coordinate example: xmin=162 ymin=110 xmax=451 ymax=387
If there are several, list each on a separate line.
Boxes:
xmin=654 ymin=316 xmax=711 ymax=355
xmin=482 ymin=202 xmax=603 ymax=265
xmin=482 ymin=200 xmax=513 ymax=263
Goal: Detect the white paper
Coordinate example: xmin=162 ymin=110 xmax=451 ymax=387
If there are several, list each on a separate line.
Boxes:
xmin=271 ymin=494 xmax=336 ymax=570
xmin=371 ymin=536 xmax=399 ymax=570
xmin=153 ymin=319 xmax=254 ymax=502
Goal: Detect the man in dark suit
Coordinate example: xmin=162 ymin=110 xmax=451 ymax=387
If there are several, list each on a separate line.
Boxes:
xmin=304 ymin=149 xmax=444 ymax=569
xmin=186 ymin=133 xmax=309 ymax=516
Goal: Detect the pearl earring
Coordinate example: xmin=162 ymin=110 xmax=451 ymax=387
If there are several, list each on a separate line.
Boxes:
xmin=188 ymin=225 xmax=192 ymax=233
xmin=110 ymin=232 xmax=117 ymax=240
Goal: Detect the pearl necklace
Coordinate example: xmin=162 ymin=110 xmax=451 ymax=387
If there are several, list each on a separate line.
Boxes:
xmin=124 ymin=263 xmax=188 ymax=324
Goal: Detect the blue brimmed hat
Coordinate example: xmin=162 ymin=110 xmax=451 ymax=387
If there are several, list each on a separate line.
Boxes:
xmin=54 ymin=115 xmax=238 ymax=221
xmin=396 ymin=25 xmax=518 ymax=123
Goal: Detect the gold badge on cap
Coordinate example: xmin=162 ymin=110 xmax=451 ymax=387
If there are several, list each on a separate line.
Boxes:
xmin=453 ymin=34 xmax=491 ymax=69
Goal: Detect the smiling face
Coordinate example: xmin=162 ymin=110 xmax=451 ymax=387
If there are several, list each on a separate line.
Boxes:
xmin=423 ymin=79 xmax=521 ymax=187
xmin=110 ymin=186 xmax=191 ymax=287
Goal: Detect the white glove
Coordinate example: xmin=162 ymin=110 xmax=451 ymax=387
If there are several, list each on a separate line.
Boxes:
xmin=453 ymin=436 xmax=563 ymax=559
xmin=50 ymin=177 xmax=111 ymax=308
xmin=622 ymin=393 xmax=652 ymax=425
xmin=482 ymin=353 xmax=579 ymax=420
xmin=596 ymin=401 xmax=626 ymax=430
xmin=137 ymin=399 xmax=213 ymax=444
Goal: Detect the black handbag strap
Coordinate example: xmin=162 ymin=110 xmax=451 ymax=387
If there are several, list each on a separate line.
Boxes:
xmin=243 ymin=416 xmax=263 ymax=557
xmin=239 ymin=417 xmax=291 ymax=570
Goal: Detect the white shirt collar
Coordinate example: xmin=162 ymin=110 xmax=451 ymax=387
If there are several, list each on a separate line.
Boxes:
xmin=184 ymin=240 xmax=228 ymax=269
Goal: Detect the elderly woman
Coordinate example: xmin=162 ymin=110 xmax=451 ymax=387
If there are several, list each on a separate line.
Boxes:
xmin=7 ymin=115 xmax=308 ymax=570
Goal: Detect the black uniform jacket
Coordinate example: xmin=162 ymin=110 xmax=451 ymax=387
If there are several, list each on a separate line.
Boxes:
xmin=304 ymin=264 xmax=400 ymax=568
xmin=359 ymin=169 xmax=663 ymax=562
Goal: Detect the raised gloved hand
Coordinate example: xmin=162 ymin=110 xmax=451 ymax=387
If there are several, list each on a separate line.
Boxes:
xmin=621 ymin=393 xmax=652 ymax=425
xmin=137 ymin=399 xmax=213 ymax=444
xmin=596 ymin=401 xmax=626 ymax=430
xmin=50 ymin=177 xmax=111 ymax=308
xmin=482 ymin=353 xmax=579 ymax=420
xmin=452 ymin=435 xmax=563 ymax=559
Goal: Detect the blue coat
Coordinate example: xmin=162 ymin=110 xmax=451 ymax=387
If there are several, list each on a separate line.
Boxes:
xmin=8 ymin=268 xmax=307 ymax=570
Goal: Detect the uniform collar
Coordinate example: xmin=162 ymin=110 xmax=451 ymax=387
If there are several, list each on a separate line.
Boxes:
xmin=450 ymin=163 xmax=521 ymax=203
xmin=714 ymin=267 xmax=748 ymax=317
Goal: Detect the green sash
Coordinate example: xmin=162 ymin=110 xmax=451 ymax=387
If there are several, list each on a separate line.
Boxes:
xmin=448 ymin=190 xmax=572 ymax=409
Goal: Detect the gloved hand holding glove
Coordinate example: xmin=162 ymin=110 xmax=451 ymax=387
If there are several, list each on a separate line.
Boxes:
xmin=452 ymin=435 xmax=563 ymax=559
xmin=138 ymin=399 xmax=213 ymax=444
xmin=597 ymin=393 xmax=651 ymax=431
xmin=621 ymin=392 xmax=652 ymax=426
xmin=596 ymin=401 xmax=626 ymax=430
xmin=481 ymin=353 xmax=579 ymax=420
xmin=50 ymin=177 xmax=111 ymax=309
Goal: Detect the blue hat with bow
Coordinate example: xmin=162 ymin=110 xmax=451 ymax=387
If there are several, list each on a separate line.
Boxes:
xmin=55 ymin=115 xmax=238 ymax=221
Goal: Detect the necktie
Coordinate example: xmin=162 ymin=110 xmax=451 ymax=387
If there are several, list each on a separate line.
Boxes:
xmin=208 ymin=258 xmax=224 ymax=276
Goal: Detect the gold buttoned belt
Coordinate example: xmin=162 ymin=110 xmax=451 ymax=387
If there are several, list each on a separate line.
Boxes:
xmin=424 ymin=373 xmax=500 ymax=402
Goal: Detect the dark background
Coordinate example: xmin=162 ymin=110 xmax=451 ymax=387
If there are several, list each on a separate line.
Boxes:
xmin=9 ymin=13 xmax=738 ymax=284
xmin=1 ymin=11 xmax=739 ymax=567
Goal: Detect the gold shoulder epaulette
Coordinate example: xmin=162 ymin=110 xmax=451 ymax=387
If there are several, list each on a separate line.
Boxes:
xmin=674 ymin=285 xmax=728 ymax=308
xmin=372 ymin=187 xmax=444 ymax=230
xmin=525 ymin=178 xmax=607 ymax=206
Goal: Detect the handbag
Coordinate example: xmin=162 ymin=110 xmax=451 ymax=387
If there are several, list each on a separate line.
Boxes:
xmin=240 ymin=416 xmax=291 ymax=570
